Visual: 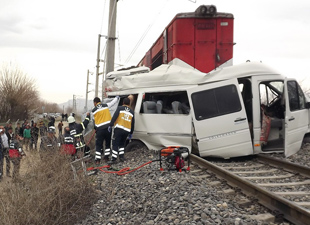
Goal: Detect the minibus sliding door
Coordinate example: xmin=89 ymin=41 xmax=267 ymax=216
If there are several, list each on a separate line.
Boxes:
xmin=188 ymin=78 xmax=253 ymax=159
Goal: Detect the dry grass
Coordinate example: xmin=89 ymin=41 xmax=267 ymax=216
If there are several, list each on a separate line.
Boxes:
xmin=0 ymin=150 xmax=97 ymax=225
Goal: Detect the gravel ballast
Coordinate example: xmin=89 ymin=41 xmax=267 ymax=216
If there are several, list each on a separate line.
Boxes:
xmin=75 ymin=145 xmax=310 ymax=225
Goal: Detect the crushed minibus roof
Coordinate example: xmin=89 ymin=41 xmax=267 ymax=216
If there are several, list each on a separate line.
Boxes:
xmin=105 ymin=59 xmax=284 ymax=92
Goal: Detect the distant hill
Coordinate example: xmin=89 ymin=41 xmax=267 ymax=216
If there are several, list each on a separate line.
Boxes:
xmin=58 ymin=98 xmax=93 ymax=115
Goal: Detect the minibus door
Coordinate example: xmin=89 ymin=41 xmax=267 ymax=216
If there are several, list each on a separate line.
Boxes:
xmin=284 ymin=78 xmax=308 ymax=157
xmin=188 ymin=79 xmax=253 ymax=158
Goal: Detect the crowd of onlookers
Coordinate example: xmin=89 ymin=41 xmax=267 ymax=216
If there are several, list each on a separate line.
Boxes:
xmin=0 ymin=116 xmax=66 ymax=182
xmin=13 ymin=119 xmax=52 ymax=151
xmin=1 ymin=96 xmax=136 ymax=182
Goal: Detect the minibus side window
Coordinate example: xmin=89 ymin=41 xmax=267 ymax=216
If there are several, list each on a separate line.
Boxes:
xmin=287 ymin=81 xmax=306 ymax=111
xmin=140 ymin=91 xmax=190 ymax=114
xmin=259 ymin=81 xmax=284 ymax=119
xmin=191 ymin=85 xmax=241 ymax=121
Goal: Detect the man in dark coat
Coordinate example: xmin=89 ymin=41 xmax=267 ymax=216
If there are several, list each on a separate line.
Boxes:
xmin=68 ymin=112 xmax=91 ymax=158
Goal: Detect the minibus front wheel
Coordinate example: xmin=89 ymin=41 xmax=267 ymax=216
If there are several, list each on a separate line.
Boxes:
xmin=125 ymin=140 xmax=147 ymax=152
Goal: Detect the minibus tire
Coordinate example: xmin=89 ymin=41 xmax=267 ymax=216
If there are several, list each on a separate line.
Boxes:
xmin=303 ymin=135 xmax=310 ymax=144
xmin=125 ymin=140 xmax=147 ymax=152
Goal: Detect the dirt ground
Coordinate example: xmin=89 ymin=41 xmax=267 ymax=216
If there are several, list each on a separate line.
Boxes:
xmin=0 ymin=120 xmax=68 ymax=185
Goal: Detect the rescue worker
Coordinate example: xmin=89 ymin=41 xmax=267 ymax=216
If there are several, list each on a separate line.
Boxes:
xmin=92 ymin=96 xmax=119 ymax=164
xmin=60 ymin=126 xmax=76 ymax=160
xmin=8 ymin=134 xmax=25 ymax=181
xmin=108 ymin=97 xmax=135 ymax=163
xmin=67 ymin=112 xmax=91 ymax=158
xmin=40 ymin=126 xmax=60 ymax=151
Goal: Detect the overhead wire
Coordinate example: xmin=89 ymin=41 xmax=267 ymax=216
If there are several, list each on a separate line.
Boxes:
xmin=99 ymin=0 xmax=108 ymax=35
xmin=99 ymin=0 xmax=172 ymax=68
xmin=99 ymin=0 xmax=109 ymax=60
xmin=123 ymin=0 xmax=170 ymax=65
xmin=124 ymin=23 xmax=153 ymax=65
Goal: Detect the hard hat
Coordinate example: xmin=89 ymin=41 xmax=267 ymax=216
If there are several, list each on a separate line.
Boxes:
xmin=68 ymin=116 xmax=75 ymax=123
xmin=48 ymin=126 xmax=56 ymax=133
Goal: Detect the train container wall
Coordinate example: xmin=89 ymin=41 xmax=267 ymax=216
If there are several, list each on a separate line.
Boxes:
xmin=195 ymin=17 xmax=234 ymax=72
xmin=215 ymin=17 xmax=234 ymax=69
xmin=138 ymin=6 xmax=234 ymax=73
xmin=192 ymin=18 xmax=217 ymax=72
xmin=167 ymin=18 xmax=195 ymax=69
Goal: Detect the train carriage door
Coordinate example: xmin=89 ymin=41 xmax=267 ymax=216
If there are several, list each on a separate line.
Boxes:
xmin=284 ymin=78 xmax=308 ymax=157
xmin=188 ymin=78 xmax=253 ymax=158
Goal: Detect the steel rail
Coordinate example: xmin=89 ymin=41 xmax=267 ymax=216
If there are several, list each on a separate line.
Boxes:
xmin=257 ymin=154 xmax=310 ymax=177
xmin=190 ymin=154 xmax=310 ymax=225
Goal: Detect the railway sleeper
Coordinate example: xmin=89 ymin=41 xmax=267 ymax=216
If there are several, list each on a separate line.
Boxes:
xmin=191 ymin=154 xmax=310 ymax=225
xmin=244 ymin=173 xmax=294 ymax=180
xmin=258 ymin=180 xmax=310 ymax=187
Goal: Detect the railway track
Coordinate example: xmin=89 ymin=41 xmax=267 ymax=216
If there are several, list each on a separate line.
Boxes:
xmin=190 ymin=154 xmax=310 ymax=225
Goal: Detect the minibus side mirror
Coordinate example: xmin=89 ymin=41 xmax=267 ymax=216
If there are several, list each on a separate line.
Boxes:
xmin=306 ymin=102 xmax=310 ymax=109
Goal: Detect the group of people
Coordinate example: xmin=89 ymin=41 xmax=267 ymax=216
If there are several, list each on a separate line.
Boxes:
xmin=63 ymin=95 xmax=135 ymax=165
xmin=61 ymin=113 xmax=68 ymax=122
xmin=47 ymin=95 xmax=135 ymax=166
xmin=51 ymin=95 xmax=134 ymax=165
xmin=0 ymin=117 xmax=66 ymax=181
xmin=92 ymin=96 xmax=135 ymax=165
xmin=0 ymin=95 xmax=135 ymax=181
xmin=0 ymin=124 xmax=25 ymax=181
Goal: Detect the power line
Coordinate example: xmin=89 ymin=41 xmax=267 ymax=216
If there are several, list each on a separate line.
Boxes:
xmin=124 ymin=0 xmax=169 ymax=65
xmin=99 ymin=0 xmax=108 ymax=35
xmin=124 ymin=23 xmax=152 ymax=65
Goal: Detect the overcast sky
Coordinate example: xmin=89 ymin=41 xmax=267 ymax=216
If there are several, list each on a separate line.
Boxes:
xmin=1 ymin=0 xmax=310 ymax=105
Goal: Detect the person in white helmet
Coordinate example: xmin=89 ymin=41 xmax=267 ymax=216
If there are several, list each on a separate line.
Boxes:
xmin=40 ymin=126 xmax=60 ymax=151
xmin=67 ymin=112 xmax=91 ymax=158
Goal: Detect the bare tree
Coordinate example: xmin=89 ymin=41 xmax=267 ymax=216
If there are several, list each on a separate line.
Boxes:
xmin=33 ymin=100 xmax=61 ymax=114
xmin=0 ymin=62 xmax=39 ymax=121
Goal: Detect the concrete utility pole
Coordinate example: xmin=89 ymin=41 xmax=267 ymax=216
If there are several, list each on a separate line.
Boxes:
xmin=95 ymin=34 xmax=102 ymax=98
xmin=73 ymin=94 xmax=77 ymax=113
xmin=105 ymin=0 xmax=118 ymax=75
xmin=95 ymin=0 xmax=118 ymax=99
xmin=85 ymin=70 xmax=90 ymax=112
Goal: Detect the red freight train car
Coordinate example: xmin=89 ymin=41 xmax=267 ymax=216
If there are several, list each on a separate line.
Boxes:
xmin=137 ymin=5 xmax=234 ymax=73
